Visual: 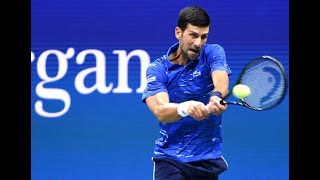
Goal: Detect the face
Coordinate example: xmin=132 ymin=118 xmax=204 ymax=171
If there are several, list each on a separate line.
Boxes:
xmin=176 ymin=24 xmax=209 ymax=60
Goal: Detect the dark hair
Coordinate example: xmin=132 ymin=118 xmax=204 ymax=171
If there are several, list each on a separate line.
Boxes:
xmin=177 ymin=6 xmax=210 ymax=32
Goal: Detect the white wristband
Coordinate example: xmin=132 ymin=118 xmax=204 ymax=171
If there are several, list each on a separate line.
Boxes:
xmin=177 ymin=101 xmax=193 ymax=117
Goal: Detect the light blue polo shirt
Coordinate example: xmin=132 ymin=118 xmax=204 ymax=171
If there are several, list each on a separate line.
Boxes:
xmin=142 ymin=42 xmax=232 ymax=162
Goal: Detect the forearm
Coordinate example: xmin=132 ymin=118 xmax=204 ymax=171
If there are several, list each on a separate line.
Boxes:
xmin=145 ymin=92 xmax=183 ymax=123
xmin=151 ymin=100 xmax=210 ymax=123
xmin=153 ymin=103 xmax=181 ymax=123
xmin=211 ymin=70 xmax=229 ymax=98
xmin=213 ymin=84 xmax=229 ymax=98
xmin=205 ymin=70 xmax=230 ymax=115
xmin=146 ymin=92 xmax=210 ymax=123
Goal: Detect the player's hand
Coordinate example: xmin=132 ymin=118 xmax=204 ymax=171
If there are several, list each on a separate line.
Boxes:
xmin=186 ymin=101 xmax=210 ymax=121
xmin=206 ymin=96 xmax=227 ymax=115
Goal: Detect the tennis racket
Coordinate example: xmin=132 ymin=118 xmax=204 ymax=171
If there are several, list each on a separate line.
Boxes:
xmin=220 ymin=55 xmax=288 ymax=111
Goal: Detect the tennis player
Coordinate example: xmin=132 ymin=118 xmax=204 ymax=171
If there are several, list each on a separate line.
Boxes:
xmin=141 ymin=6 xmax=232 ymax=180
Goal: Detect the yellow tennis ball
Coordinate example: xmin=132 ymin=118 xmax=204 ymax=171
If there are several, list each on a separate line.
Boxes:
xmin=232 ymin=84 xmax=251 ymax=99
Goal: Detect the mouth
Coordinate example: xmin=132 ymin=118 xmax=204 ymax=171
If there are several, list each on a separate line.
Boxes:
xmin=189 ymin=48 xmax=199 ymax=54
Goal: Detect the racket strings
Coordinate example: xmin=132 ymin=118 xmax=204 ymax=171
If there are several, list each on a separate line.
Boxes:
xmin=239 ymin=59 xmax=286 ymax=109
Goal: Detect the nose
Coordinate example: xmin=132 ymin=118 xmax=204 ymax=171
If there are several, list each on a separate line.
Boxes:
xmin=194 ymin=37 xmax=201 ymax=48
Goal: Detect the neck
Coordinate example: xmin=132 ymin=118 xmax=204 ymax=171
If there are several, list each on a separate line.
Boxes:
xmin=169 ymin=48 xmax=188 ymax=66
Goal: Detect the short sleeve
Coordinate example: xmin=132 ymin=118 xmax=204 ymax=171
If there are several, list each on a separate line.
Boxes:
xmin=141 ymin=61 xmax=168 ymax=103
xmin=206 ymin=44 xmax=232 ymax=75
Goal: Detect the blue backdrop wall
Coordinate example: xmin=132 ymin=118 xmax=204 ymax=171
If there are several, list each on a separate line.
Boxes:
xmin=31 ymin=0 xmax=289 ymax=179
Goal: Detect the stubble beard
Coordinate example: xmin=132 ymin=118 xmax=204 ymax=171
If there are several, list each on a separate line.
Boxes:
xmin=180 ymin=47 xmax=198 ymax=61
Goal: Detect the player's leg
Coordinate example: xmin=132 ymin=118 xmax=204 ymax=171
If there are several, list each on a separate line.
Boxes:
xmin=187 ymin=156 xmax=228 ymax=180
xmin=153 ymin=158 xmax=186 ymax=180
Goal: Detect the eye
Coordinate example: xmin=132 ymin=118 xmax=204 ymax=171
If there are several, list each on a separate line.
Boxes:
xmin=190 ymin=33 xmax=198 ymax=38
xmin=201 ymin=34 xmax=208 ymax=40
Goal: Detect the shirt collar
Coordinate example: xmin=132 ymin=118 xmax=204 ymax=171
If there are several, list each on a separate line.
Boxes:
xmin=165 ymin=42 xmax=180 ymax=70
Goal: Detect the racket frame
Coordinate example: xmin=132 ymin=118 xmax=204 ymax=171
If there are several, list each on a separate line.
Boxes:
xmin=222 ymin=55 xmax=288 ymax=111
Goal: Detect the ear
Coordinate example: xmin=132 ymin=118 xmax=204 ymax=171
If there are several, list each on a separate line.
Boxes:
xmin=175 ymin=27 xmax=181 ymax=40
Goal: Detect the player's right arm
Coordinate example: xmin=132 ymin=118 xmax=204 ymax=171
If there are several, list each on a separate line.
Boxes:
xmin=143 ymin=60 xmax=209 ymax=123
xmin=145 ymin=92 xmax=180 ymax=123
xmin=145 ymin=92 xmax=210 ymax=123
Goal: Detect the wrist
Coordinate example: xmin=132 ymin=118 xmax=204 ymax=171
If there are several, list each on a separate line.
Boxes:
xmin=211 ymin=91 xmax=222 ymax=99
xmin=177 ymin=101 xmax=193 ymax=117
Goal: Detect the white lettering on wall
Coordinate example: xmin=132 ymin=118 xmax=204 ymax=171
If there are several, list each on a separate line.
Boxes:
xmin=112 ymin=50 xmax=150 ymax=93
xmin=34 ymin=48 xmax=74 ymax=118
xmin=31 ymin=48 xmax=151 ymax=118
xmin=75 ymin=49 xmax=113 ymax=94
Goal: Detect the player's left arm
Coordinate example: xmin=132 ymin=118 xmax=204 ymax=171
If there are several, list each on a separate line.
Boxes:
xmin=212 ymin=70 xmax=229 ymax=97
xmin=206 ymin=70 xmax=229 ymax=115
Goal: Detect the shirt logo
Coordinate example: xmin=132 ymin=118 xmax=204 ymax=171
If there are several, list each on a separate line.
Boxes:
xmin=192 ymin=71 xmax=201 ymax=77
xmin=147 ymin=76 xmax=156 ymax=83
